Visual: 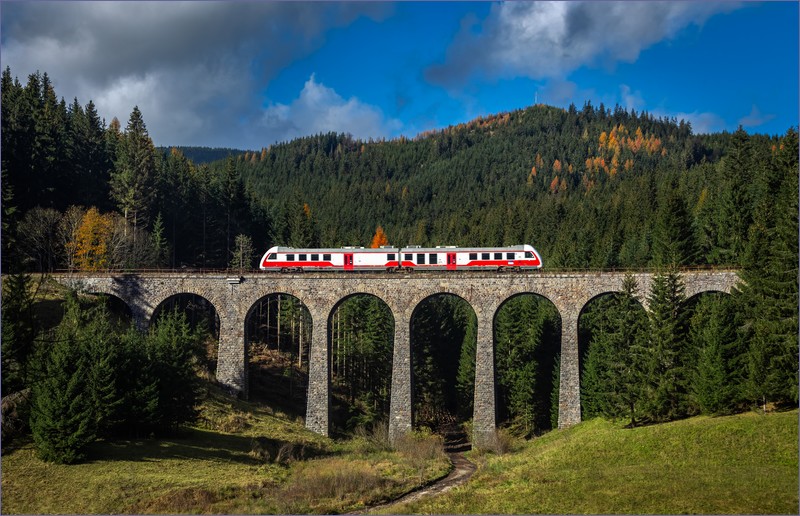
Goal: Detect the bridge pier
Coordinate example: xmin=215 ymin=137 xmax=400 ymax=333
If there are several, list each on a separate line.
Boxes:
xmin=557 ymin=308 xmax=581 ymax=428
xmin=216 ymin=316 xmax=248 ymax=397
xmin=472 ymin=307 xmax=497 ymax=448
xmin=388 ymin=311 xmax=412 ymax=442
xmin=305 ymin=309 xmax=331 ymax=436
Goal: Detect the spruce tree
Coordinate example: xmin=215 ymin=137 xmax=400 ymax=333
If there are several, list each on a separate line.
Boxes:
xmin=688 ymin=294 xmax=736 ymax=415
xmin=110 ymin=106 xmax=156 ymax=262
xmin=29 ymin=295 xmax=95 ymax=463
xmin=738 ymin=128 xmax=799 ymax=407
xmin=147 ymin=308 xmax=203 ymax=432
xmin=642 ymin=267 xmax=689 ymax=422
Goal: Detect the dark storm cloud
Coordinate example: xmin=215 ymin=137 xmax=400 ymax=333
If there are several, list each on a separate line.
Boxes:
xmin=426 ymin=1 xmax=740 ymax=88
xmin=1 ymin=1 xmax=391 ymax=148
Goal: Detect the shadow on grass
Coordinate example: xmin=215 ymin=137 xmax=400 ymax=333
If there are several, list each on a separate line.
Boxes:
xmin=87 ymin=428 xmax=328 ymax=466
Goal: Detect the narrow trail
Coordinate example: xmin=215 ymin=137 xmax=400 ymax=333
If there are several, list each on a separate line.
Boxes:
xmin=349 ymin=425 xmax=477 ymax=514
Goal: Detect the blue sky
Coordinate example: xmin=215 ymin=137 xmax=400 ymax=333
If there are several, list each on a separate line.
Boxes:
xmin=1 ymin=1 xmax=797 ymax=149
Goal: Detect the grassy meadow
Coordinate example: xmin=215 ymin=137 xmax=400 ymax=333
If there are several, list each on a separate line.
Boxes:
xmin=378 ymin=409 xmax=798 ymax=514
xmin=0 ymin=384 xmax=450 ymax=514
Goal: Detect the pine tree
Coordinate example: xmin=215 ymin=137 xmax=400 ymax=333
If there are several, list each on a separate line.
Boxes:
xmin=642 ymin=267 xmax=689 ymax=422
xmin=29 ymin=295 xmax=95 ymax=463
xmin=1 ymin=273 xmax=38 ymax=393
xmin=652 ymin=184 xmax=697 ymax=267
xmin=150 ymin=212 xmax=168 ymax=268
xmin=229 ymin=233 xmax=254 ymax=272
xmin=581 ymin=276 xmax=647 ymax=424
xmin=688 ymin=294 xmax=736 ymax=415
xmin=146 ymin=308 xmax=203 ymax=432
xmin=110 ymin=106 xmax=156 ymax=262
xmin=738 ymin=128 xmax=799 ymax=407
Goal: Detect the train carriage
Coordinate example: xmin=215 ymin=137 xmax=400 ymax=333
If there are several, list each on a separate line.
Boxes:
xmin=260 ymin=244 xmax=542 ymax=272
xmin=398 ymin=245 xmax=541 ymax=270
xmin=260 ymin=246 xmax=401 ymax=271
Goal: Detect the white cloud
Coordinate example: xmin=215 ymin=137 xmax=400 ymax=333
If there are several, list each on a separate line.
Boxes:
xmin=660 ymin=110 xmax=727 ymax=134
xmin=1 ymin=1 xmax=390 ymax=148
xmin=427 ymin=1 xmax=741 ymax=86
xmin=620 ymin=84 xmax=646 ymax=112
xmin=738 ymin=105 xmax=775 ymax=128
xmin=259 ymin=75 xmax=402 ymax=144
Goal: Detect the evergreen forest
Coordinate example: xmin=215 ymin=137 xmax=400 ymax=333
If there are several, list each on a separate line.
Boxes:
xmin=1 ymin=68 xmax=797 ymax=462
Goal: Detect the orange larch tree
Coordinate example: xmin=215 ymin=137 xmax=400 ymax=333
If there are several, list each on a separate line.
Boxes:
xmin=370 ymin=226 xmax=389 ymax=248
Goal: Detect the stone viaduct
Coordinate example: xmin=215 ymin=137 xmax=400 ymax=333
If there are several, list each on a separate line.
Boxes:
xmin=52 ymin=269 xmax=739 ymax=445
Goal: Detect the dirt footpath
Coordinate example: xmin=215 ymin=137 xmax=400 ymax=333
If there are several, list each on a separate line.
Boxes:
xmin=351 ymin=451 xmax=476 ymax=513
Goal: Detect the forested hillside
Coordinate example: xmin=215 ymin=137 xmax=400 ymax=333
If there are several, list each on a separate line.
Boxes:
xmin=2 ymin=67 xmax=796 ymax=451
xmin=3 ymin=67 xmax=794 ymax=272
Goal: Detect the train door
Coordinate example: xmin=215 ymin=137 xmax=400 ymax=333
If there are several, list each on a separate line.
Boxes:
xmin=447 ymin=253 xmax=457 ymax=271
xmin=344 ymin=253 xmax=354 ymax=270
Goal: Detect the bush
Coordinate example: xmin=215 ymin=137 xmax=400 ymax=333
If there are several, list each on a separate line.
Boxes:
xmin=393 ymin=429 xmax=446 ymax=466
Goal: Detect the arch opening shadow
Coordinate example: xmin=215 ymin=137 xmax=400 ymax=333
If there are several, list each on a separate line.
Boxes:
xmin=578 ymin=289 xmax=648 ymax=424
xmin=245 ymin=294 xmax=311 ymax=420
xmin=152 ymin=293 xmax=220 ymax=378
xmin=494 ymin=293 xmax=561 ymax=437
xmin=410 ymin=294 xmax=476 ymax=436
xmin=329 ymin=293 xmax=394 ymax=434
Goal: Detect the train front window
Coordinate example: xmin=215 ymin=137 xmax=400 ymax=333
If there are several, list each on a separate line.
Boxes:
xmin=267 ymin=254 xmax=277 ymax=260
xmin=525 ymin=252 xmax=534 ymax=258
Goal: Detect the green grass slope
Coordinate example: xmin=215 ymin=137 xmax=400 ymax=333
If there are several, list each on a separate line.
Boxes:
xmin=382 ymin=410 xmax=798 ymax=514
xmin=0 ymin=384 xmax=450 ymax=514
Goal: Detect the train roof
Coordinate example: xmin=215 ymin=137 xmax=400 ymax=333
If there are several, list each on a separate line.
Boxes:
xmin=266 ymin=245 xmax=536 ymax=253
xmin=267 ymin=246 xmax=400 ymax=253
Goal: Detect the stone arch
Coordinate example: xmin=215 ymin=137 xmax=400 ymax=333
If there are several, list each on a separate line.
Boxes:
xmin=492 ymin=292 xmax=562 ymax=435
xmin=76 ymin=287 xmax=134 ymax=319
xmin=151 ymin=292 xmax=221 ymax=337
xmin=244 ymin=292 xmax=313 ymax=417
xmin=409 ymin=292 xmax=478 ymax=434
xmin=91 ymin=292 xmax=134 ymax=328
xmin=577 ymin=290 xmax=648 ymax=420
xmin=683 ymin=289 xmax=734 ymax=307
xmin=150 ymin=291 xmax=221 ymax=385
xmin=328 ymin=292 xmax=396 ymax=432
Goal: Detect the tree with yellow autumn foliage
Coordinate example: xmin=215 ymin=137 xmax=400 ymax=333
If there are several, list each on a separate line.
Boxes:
xmin=73 ymin=207 xmax=112 ymax=271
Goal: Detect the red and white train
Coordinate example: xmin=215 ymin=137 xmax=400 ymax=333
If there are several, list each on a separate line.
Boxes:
xmin=259 ymin=244 xmax=542 ymax=272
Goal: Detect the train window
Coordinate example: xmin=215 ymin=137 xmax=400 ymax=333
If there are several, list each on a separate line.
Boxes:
xmin=469 ymin=253 xmax=477 ymax=260
xmin=387 ymin=253 xmax=396 ymax=261
xmin=405 ymin=253 xmax=413 ymax=261
xmin=525 ymin=252 xmax=534 ymax=258
xmin=482 ymin=253 xmax=490 ymax=260
xmin=298 ymin=254 xmax=306 ymax=261
xmin=507 ymin=253 xmax=515 ymax=260
xmin=267 ymin=254 xmax=277 ymax=260
xmin=417 ymin=253 xmax=425 ymax=264
xmin=494 ymin=253 xmax=502 ymax=260
xmin=323 ymin=254 xmax=331 ymax=261
xmin=287 ymin=254 xmax=295 ymax=261
xmin=311 ymin=254 xmax=319 ymax=261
